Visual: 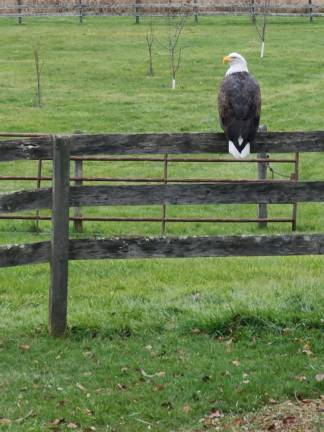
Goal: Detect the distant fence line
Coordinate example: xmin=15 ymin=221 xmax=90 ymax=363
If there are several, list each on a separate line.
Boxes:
xmin=1 ymin=130 xmax=324 ymax=336
xmin=0 ymin=1 xmax=323 ymax=22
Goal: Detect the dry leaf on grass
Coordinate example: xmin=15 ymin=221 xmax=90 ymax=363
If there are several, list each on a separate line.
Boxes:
xmin=116 ymin=383 xmax=127 ymax=391
xmin=0 ymin=418 xmax=12 ymax=425
xmin=216 ymin=397 xmax=323 ymax=432
xmin=18 ymin=344 xmax=31 ymax=351
xmin=182 ymin=404 xmax=191 ymax=414
xmin=201 ymin=409 xmax=223 ymax=426
xmin=302 ymin=343 xmax=314 ymax=357
xmin=295 ymin=375 xmax=307 ymax=382
xmin=76 ymin=382 xmax=86 ymax=392
xmin=140 ymin=369 xmax=165 ymax=379
xmin=49 ymin=418 xmax=65 ymax=428
xmin=16 ymin=409 xmax=33 ymax=423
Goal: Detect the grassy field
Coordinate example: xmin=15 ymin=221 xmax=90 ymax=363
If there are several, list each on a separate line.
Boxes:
xmin=0 ymin=15 xmax=323 ymax=431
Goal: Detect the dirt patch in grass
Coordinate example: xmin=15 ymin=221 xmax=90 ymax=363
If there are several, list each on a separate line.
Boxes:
xmin=202 ymin=397 xmax=323 ymax=431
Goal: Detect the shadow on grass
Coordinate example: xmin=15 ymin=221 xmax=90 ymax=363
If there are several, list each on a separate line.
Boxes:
xmin=184 ymin=311 xmax=324 ymax=338
xmin=62 ymin=310 xmax=324 ymax=342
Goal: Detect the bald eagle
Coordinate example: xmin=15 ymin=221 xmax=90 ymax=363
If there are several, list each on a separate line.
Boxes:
xmin=218 ymin=53 xmax=261 ymax=159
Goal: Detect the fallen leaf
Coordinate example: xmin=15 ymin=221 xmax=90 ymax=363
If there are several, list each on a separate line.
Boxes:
xmin=67 ymin=422 xmax=78 ymax=429
xmin=154 ymin=384 xmax=165 ymax=391
xmin=49 ymin=418 xmax=65 ymax=427
xmin=140 ymin=369 xmax=165 ymax=379
xmin=295 ymin=375 xmax=307 ymax=382
xmin=0 ymin=418 xmax=12 ymax=425
xmin=76 ymin=382 xmax=86 ymax=392
xmin=302 ymin=343 xmax=314 ymax=356
xmin=182 ymin=403 xmax=191 ymax=413
xmin=16 ymin=409 xmax=33 ymax=423
xmin=191 ymin=328 xmax=201 ymax=334
xmin=232 ymin=360 xmax=240 ymax=367
xmin=19 ymin=344 xmax=31 ymax=351
xmin=84 ymin=408 xmax=93 ymax=416
xmin=315 ymin=373 xmax=324 ymax=382
xmin=116 ymin=383 xmax=126 ymax=391
xmin=282 ymin=415 xmax=295 ymax=425
xmin=202 ymin=409 xmax=223 ymax=426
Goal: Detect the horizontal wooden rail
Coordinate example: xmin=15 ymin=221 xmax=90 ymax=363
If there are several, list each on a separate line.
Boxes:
xmin=2 ymin=234 xmax=324 ymax=268
xmin=1 ymin=181 xmax=324 ymax=212
xmin=0 ymin=3 xmax=321 ymax=10
xmin=1 ymin=131 xmax=324 ymax=160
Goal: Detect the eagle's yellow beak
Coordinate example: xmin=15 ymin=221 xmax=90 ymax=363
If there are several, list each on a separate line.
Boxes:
xmin=223 ymin=56 xmax=232 ymax=64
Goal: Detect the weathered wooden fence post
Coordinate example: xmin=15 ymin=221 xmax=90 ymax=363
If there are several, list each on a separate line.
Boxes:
xmin=251 ymin=0 xmax=256 ymax=24
xmin=308 ymin=0 xmax=313 ymax=23
xmin=193 ymin=0 xmax=198 ymax=24
xmin=17 ymin=0 xmax=22 ymax=24
xmin=78 ymin=0 xmax=83 ymax=24
xmin=135 ymin=0 xmax=140 ymax=24
xmin=49 ymin=136 xmax=70 ymax=337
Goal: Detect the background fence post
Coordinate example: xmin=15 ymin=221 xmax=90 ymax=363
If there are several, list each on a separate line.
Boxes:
xmin=17 ymin=0 xmax=22 ymax=24
xmin=193 ymin=0 xmax=198 ymax=24
xmin=309 ymin=0 xmax=313 ymax=23
xmin=251 ymin=0 xmax=256 ymax=24
xmin=74 ymin=159 xmax=83 ymax=232
xmin=78 ymin=0 xmax=83 ymax=24
xmin=49 ymin=136 xmax=70 ymax=337
xmin=135 ymin=0 xmax=140 ymax=24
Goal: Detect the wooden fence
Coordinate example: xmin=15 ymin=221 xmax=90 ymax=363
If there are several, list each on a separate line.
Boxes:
xmin=0 ymin=1 xmax=323 ymax=23
xmin=1 ymin=131 xmax=324 ymax=336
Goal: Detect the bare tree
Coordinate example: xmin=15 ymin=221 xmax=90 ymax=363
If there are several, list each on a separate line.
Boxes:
xmin=253 ymin=0 xmax=271 ymax=58
xmin=146 ymin=17 xmax=154 ymax=76
xmin=166 ymin=12 xmax=186 ymax=89
xmin=33 ymin=44 xmax=44 ymax=107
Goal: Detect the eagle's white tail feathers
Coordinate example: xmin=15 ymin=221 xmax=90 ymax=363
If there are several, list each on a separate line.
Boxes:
xmin=229 ymin=141 xmax=250 ymax=159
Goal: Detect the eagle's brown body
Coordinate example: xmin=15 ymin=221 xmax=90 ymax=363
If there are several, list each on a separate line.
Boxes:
xmin=218 ymin=71 xmax=261 ymax=157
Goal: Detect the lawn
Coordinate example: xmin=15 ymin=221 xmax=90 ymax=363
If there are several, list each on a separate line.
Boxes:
xmin=0 ymin=15 xmax=323 ymax=431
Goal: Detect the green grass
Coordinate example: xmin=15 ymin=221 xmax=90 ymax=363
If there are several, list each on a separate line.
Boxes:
xmin=0 ymin=15 xmax=323 ymax=431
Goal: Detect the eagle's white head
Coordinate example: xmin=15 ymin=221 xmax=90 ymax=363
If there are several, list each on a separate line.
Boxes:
xmin=223 ymin=52 xmax=248 ymax=76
